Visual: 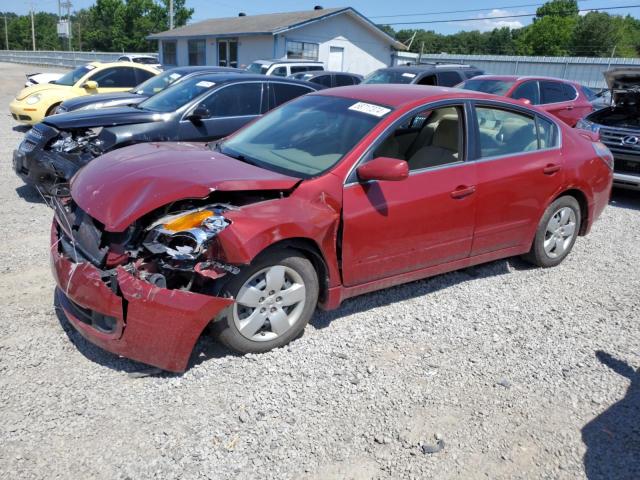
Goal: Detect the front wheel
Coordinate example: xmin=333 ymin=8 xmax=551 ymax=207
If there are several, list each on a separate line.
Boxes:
xmin=214 ymin=250 xmax=319 ymax=354
xmin=523 ymin=196 xmax=581 ymax=268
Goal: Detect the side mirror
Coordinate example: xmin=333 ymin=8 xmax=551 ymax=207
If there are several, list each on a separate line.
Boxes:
xmin=82 ymin=80 xmax=98 ymax=90
xmin=186 ymin=105 xmax=210 ymax=123
xmin=357 ymin=156 xmax=408 ymax=182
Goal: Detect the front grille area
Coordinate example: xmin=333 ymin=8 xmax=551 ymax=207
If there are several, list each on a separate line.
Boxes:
xmin=56 ymin=289 xmax=117 ymax=333
xmin=600 ymin=127 xmax=640 ymax=155
xmin=616 ymin=159 xmax=640 ymax=175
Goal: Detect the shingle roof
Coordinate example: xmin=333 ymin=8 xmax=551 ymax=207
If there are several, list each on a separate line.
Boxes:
xmin=148 ymin=7 xmax=405 ymax=49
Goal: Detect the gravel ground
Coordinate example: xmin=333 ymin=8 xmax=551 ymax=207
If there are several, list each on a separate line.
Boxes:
xmin=0 ymin=62 xmax=639 ymax=480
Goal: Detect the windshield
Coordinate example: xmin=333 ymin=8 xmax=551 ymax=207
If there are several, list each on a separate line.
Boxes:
xmin=54 ymin=65 xmax=94 ymax=86
xmin=134 ymin=70 xmax=183 ymax=96
xmin=139 ymin=75 xmax=217 ymax=112
xmin=362 ymin=69 xmax=415 ymax=85
xmin=219 ymin=95 xmax=391 ymax=178
xmin=459 ymin=79 xmax=514 ymax=95
xmin=133 ymin=57 xmax=159 ymax=64
xmin=247 ymin=62 xmax=268 ymax=74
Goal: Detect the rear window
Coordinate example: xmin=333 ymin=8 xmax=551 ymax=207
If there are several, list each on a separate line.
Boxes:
xmin=363 ymin=69 xmax=415 ymax=84
xmin=133 ymin=57 xmax=159 ymax=65
xmin=460 ymin=79 xmax=515 ymax=96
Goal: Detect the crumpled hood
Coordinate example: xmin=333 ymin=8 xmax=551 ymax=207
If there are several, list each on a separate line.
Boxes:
xmin=15 ymin=82 xmax=69 ymax=100
xmin=71 ymin=142 xmax=300 ymax=232
xmin=604 ymin=68 xmax=640 ymax=92
xmin=43 ymin=106 xmax=161 ymax=130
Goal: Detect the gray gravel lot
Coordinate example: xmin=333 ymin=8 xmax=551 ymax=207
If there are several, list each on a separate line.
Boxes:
xmin=0 ymin=62 xmax=639 ymax=480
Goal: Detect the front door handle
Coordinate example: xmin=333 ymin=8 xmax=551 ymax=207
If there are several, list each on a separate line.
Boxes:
xmin=566 ymin=105 xmax=574 ymax=110
xmin=543 ymin=164 xmax=561 ymax=175
xmin=450 ymin=185 xmax=476 ymax=199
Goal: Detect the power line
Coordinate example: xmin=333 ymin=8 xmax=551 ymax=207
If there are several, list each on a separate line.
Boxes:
xmin=370 ymin=2 xmax=577 ymax=19
xmin=383 ymin=4 xmax=640 ymax=26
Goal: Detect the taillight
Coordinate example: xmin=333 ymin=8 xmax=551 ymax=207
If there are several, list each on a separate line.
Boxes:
xmin=592 ymin=141 xmax=614 ymax=170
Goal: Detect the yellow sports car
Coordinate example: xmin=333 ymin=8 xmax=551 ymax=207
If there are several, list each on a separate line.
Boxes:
xmin=10 ymin=61 xmax=160 ymax=124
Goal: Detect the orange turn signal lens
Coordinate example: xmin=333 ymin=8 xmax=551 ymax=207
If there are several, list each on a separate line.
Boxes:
xmin=163 ymin=210 xmax=213 ymax=232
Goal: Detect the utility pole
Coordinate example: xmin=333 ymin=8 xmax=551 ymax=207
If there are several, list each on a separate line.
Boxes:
xmin=169 ymin=0 xmax=174 ymax=29
xmin=4 ymin=16 xmax=8 ymax=50
xmin=30 ymin=1 xmax=36 ymax=51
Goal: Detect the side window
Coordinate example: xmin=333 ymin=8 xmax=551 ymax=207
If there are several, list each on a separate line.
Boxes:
xmin=417 ymin=74 xmax=436 ymax=86
xmin=134 ymin=68 xmax=155 ymax=85
xmin=537 ymin=116 xmax=559 ymax=149
xmin=540 ymin=81 xmax=566 ymax=104
xmin=562 ymin=83 xmax=578 ymax=101
xmin=373 ymin=106 xmax=464 ymax=171
xmin=271 ymin=66 xmax=287 ymax=77
xmin=308 ymin=66 xmax=324 ymax=72
xmin=270 ymin=83 xmax=314 ymax=108
xmin=311 ymin=75 xmax=332 ymax=88
xmin=436 ymin=71 xmax=463 ymax=87
xmin=290 ymin=66 xmax=312 ymax=74
xmin=117 ymin=56 xmax=128 ymax=62
xmin=335 ymin=74 xmax=355 ymax=86
xmin=474 ymin=107 xmax=539 ymax=158
xmin=201 ymin=83 xmax=263 ymax=117
xmin=89 ymin=67 xmax=137 ymax=88
xmin=511 ymin=81 xmax=540 ymax=105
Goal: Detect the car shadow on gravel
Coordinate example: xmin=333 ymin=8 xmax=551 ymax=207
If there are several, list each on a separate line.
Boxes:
xmin=610 ymin=188 xmax=640 ymax=211
xmin=54 ymin=295 xmax=237 ymax=377
xmin=581 ymin=351 xmax=640 ymax=480
xmin=12 ymin=125 xmax=30 ymax=133
xmin=15 ymin=184 xmax=47 ymax=204
xmin=311 ymin=257 xmax=526 ymax=329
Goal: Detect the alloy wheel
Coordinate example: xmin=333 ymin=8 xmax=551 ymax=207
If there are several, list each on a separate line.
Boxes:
xmin=233 ymin=265 xmax=307 ymax=342
xmin=543 ymin=206 xmax=577 ymax=258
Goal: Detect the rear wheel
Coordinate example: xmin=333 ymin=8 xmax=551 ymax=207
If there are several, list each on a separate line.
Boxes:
xmin=214 ymin=250 xmax=319 ymax=353
xmin=523 ymin=196 xmax=581 ymax=268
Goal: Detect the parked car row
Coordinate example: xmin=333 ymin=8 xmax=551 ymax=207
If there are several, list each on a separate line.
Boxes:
xmin=7 ymin=58 xmax=619 ymax=372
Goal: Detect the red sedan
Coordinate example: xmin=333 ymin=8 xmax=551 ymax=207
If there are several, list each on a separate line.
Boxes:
xmin=458 ymin=75 xmax=594 ymax=126
xmin=51 ymin=85 xmax=613 ymax=371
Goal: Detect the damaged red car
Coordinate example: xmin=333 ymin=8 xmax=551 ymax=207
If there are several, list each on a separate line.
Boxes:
xmin=51 ymin=85 xmax=613 ymax=372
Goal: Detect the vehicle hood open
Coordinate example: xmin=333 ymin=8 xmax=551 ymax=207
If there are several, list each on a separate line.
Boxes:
xmin=43 ymin=106 xmax=162 ymax=129
xmin=71 ymin=142 xmax=300 ymax=232
xmin=604 ymin=68 xmax=640 ymax=92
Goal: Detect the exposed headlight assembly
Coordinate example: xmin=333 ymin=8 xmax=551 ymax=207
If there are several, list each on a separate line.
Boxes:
xmin=50 ymin=127 xmax=104 ymax=153
xmin=143 ymin=208 xmax=230 ymax=262
xmin=26 ymin=94 xmax=41 ymax=105
xmin=576 ymin=118 xmax=600 ymax=134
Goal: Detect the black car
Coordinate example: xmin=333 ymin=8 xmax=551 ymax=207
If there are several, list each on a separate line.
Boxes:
xmin=56 ymin=66 xmax=242 ymax=113
xmin=14 ymin=73 xmax=323 ymax=196
xmin=362 ymin=63 xmax=483 ymax=87
xmin=288 ymin=70 xmax=362 ymax=87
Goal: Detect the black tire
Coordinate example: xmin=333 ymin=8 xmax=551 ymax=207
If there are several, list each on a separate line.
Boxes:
xmin=523 ymin=195 xmax=581 ymax=268
xmin=214 ymin=249 xmax=319 ymax=354
xmin=45 ymin=103 xmax=61 ymax=117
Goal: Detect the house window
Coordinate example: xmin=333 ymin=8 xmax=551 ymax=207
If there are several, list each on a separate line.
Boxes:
xmin=188 ymin=39 xmax=206 ymax=66
xmin=163 ymin=41 xmax=177 ymax=65
xmin=286 ymin=40 xmax=319 ymax=61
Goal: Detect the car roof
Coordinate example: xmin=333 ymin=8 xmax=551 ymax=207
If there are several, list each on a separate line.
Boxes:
xmin=471 ymin=74 xmax=580 ymax=85
xmin=252 ymin=59 xmax=324 ymax=65
xmin=313 ymin=84 xmax=527 ymax=108
xmin=375 ymin=64 xmax=476 ymax=74
xmin=180 ymin=72 xmax=324 ymax=88
xmin=86 ymin=61 xmax=159 ymax=70
xmin=166 ymin=66 xmax=243 ymax=75
xmin=300 ymin=71 xmax=362 ymax=77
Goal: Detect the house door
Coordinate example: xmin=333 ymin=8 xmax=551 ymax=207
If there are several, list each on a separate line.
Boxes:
xmin=328 ymin=46 xmax=344 ymax=71
xmin=217 ymin=39 xmax=238 ymax=68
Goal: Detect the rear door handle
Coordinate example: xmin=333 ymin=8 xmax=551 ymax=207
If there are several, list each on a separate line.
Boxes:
xmin=450 ymin=185 xmax=476 ymax=199
xmin=566 ymin=105 xmax=574 ymax=111
xmin=543 ymin=164 xmax=561 ymax=175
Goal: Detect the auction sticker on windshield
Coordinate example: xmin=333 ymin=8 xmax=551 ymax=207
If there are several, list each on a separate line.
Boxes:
xmin=402 ymin=73 xmax=416 ymax=78
xmin=348 ymin=102 xmax=391 ymax=117
xmin=196 ymin=81 xmax=216 ymax=88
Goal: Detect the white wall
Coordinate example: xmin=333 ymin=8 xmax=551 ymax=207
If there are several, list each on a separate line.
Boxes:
xmin=275 ymin=14 xmax=393 ymax=76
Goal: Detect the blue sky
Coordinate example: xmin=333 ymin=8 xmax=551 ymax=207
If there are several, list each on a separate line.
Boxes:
xmin=7 ymin=0 xmax=640 ymax=34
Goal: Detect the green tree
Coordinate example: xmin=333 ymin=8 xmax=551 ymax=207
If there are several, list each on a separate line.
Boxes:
xmin=516 ymin=0 xmax=579 ymax=55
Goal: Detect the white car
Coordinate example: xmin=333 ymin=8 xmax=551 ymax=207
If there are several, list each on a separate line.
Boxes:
xmin=24 ymin=72 xmax=64 ymax=88
xmin=117 ymin=55 xmax=162 ymax=69
xmin=246 ymin=59 xmax=324 ymax=77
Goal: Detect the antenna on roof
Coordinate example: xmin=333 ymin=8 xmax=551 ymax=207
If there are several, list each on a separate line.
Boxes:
xmin=314 ymin=5 xmax=323 ymax=10
xmin=238 ymin=12 xmax=246 ymax=16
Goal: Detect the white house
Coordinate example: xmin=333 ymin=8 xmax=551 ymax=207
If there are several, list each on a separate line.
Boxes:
xmin=148 ymin=7 xmax=405 ymax=76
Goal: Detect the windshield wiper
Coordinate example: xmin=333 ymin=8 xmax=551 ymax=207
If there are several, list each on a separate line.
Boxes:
xmin=220 ymin=146 xmax=259 ymax=166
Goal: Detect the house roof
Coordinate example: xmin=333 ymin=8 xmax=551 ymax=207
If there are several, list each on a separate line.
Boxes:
xmin=148 ymin=7 xmax=406 ymax=50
